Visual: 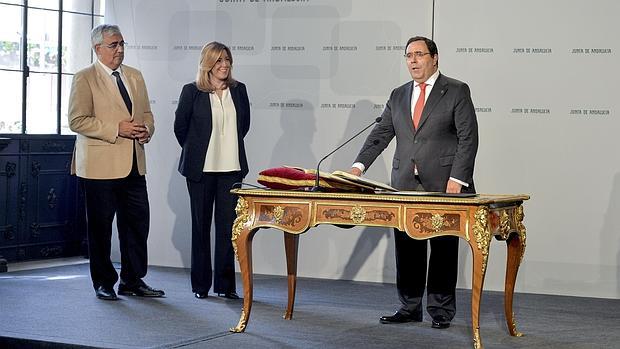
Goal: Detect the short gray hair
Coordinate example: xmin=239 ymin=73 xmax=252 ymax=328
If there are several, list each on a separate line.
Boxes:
xmin=91 ymin=24 xmax=122 ymax=49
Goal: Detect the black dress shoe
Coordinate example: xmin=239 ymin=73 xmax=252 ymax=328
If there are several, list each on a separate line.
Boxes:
xmin=379 ymin=312 xmax=422 ymax=324
xmin=95 ymin=286 xmax=118 ymax=301
xmin=118 ymin=283 xmax=165 ymax=297
xmin=217 ymin=292 xmax=240 ymax=300
xmin=194 ymin=292 xmax=208 ymax=299
xmin=431 ymin=315 xmax=451 ymax=329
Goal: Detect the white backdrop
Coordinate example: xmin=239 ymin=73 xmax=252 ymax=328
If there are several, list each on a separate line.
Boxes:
xmin=105 ymin=0 xmax=620 ymax=299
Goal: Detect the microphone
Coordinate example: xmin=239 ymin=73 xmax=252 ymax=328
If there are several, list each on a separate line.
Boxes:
xmin=311 ymin=116 xmax=382 ymax=192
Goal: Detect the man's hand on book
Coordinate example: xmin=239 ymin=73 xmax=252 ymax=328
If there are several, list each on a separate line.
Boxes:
xmin=349 ymin=167 xmax=362 ymax=177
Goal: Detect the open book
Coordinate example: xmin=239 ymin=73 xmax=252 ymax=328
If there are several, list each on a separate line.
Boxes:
xmin=330 ymin=170 xmax=397 ymax=192
xmin=284 ymin=166 xmax=396 ymax=192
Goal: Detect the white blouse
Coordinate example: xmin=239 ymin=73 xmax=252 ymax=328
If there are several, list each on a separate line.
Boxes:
xmin=203 ymin=88 xmax=241 ymax=172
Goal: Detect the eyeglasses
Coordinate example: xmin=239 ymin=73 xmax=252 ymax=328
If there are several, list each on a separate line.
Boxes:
xmin=404 ymin=51 xmax=431 ymax=59
xmin=101 ymin=41 xmax=127 ymax=50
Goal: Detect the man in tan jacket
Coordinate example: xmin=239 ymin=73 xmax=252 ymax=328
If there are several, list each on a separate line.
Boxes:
xmin=69 ymin=24 xmax=164 ymax=300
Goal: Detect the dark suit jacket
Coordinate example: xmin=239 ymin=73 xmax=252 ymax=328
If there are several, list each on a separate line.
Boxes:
xmin=174 ymin=81 xmax=251 ymax=182
xmin=355 ymin=73 xmax=478 ymax=192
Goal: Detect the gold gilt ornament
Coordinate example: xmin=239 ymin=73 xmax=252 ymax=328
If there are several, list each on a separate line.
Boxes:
xmin=350 ymin=205 xmax=366 ymax=224
xmin=499 ymin=210 xmax=511 ymax=239
xmin=473 ymin=206 xmax=491 ymax=275
xmin=473 ymin=328 xmax=482 ymax=349
xmin=515 ymin=205 xmax=527 ymax=263
xmin=510 ymin=314 xmax=524 ymax=337
xmin=231 ymin=197 xmax=249 ymax=260
xmin=230 ymin=309 xmax=247 ymax=333
xmin=273 ymin=206 xmax=284 ymax=224
xmin=431 ymin=213 xmax=445 ymax=232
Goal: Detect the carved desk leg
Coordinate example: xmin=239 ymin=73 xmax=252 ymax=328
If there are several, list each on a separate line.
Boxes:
xmin=470 ymin=206 xmax=492 ymax=349
xmin=283 ymin=233 xmax=299 ymax=320
xmin=230 ymin=197 xmax=255 ymax=333
xmin=504 ymin=206 xmax=526 ymax=337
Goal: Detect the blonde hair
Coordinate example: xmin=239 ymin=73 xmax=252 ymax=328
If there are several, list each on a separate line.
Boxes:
xmin=195 ymin=41 xmax=236 ymax=92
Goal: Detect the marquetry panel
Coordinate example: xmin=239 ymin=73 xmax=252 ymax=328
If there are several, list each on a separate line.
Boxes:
xmin=255 ymin=201 xmax=310 ymax=233
xmin=315 ymin=203 xmax=400 ymax=227
xmin=404 ymin=207 xmax=467 ymax=238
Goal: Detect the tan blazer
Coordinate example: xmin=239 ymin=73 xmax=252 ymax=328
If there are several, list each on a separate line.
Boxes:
xmin=68 ymin=62 xmax=155 ymax=179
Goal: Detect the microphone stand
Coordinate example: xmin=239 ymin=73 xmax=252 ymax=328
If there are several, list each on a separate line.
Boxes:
xmin=310 ymin=117 xmax=382 ymax=192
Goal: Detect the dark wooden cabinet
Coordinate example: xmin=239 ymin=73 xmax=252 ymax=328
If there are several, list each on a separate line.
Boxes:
xmin=0 ymin=135 xmax=86 ymax=270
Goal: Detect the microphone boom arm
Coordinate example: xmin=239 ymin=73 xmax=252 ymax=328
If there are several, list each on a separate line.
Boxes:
xmin=311 ymin=117 xmax=381 ymax=191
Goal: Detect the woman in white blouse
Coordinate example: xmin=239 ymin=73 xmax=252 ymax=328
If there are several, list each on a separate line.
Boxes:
xmin=174 ymin=42 xmax=250 ymax=300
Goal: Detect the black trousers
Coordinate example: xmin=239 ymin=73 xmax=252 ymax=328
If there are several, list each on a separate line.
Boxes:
xmin=394 ymin=231 xmax=459 ymax=320
xmin=80 ymin=159 xmax=150 ymax=290
xmin=186 ymin=171 xmax=241 ymax=294
xmin=394 ymin=175 xmax=459 ymax=320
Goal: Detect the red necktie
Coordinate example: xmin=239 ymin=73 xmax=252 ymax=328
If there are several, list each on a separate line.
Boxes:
xmin=413 ymin=82 xmax=426 ymax=129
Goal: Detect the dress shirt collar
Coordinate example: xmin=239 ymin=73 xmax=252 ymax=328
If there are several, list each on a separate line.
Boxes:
xmin=97 ymin=60 xmax=123 ymax=77
xmin=416 ymin=69 xmax=440 ymax=88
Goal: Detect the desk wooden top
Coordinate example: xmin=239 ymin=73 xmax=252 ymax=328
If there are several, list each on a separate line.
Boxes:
xmin=232 ymin=188 xmax=530 ymax=206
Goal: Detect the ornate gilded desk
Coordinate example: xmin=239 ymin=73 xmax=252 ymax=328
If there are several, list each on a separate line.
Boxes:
xmin=229 ymin=189 xmax=529 ymax=349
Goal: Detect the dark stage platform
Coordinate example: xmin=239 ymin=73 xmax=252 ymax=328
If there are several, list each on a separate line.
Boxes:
xmin=1 ymin=261 xmax=618 ymax=348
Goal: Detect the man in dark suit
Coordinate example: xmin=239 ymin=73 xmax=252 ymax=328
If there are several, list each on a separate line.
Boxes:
xmin=350 ymin=36 xmax=478 ymax=329
xmin=69 ymin=24 xmax=164 ymax=300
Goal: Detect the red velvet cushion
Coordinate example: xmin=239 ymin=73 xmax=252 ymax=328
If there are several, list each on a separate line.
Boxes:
xmin=257 ymin=167 xmax=315 ymax=190
xmin=257 ymin=167 xmax=370 ymax=192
